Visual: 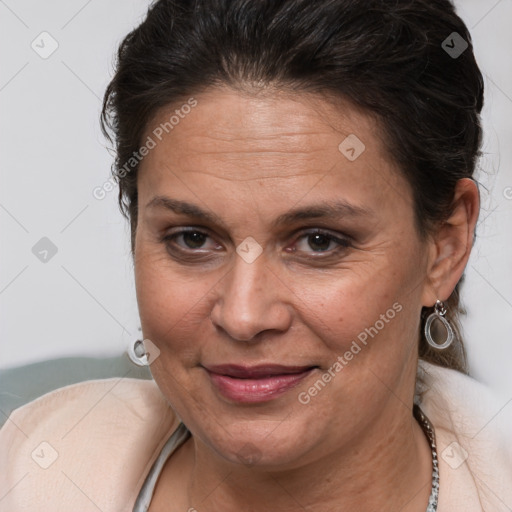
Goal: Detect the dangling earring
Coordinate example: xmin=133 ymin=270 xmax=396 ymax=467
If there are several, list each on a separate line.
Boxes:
xmin=424 ymin=300 xmax=454 ymax=350
xmin=128 ymin=337 xmax=160 ymax=366
xmin=128 ymin=339 xmax=149 ymax=366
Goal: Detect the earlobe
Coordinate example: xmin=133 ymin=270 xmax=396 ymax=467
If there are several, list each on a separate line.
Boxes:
xmin=422 ymin=178 xmax=480 ymax=306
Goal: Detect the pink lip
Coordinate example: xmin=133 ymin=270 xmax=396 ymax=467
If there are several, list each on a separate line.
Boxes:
xmin=204 ymin=364 xmax=317 ymax=403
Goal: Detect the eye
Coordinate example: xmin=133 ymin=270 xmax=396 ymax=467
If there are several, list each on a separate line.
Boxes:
xmin=163 ymin=228 xmax=220 ymax=252
xmin=292 ymin=229 xmax=351 ymax=254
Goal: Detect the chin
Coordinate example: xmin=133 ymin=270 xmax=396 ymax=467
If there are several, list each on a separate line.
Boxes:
xmin=200 ymin=416 xmax=316 ymax=469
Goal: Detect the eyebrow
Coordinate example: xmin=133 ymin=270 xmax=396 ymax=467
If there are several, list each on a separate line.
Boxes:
xmin=145 ymin=196 xmax=374 ymax=229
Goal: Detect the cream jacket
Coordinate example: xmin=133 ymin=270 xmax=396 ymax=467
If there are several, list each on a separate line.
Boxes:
xmin=0 ymin=360 xmax=511 ymax=511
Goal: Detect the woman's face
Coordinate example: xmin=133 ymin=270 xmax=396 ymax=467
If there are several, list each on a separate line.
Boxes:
xmin=134 ymin=88 xmax=433 ymax=468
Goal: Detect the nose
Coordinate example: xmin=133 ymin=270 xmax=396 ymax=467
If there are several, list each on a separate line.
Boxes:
xmin=209 ymin=253 xmax=293 ymax=342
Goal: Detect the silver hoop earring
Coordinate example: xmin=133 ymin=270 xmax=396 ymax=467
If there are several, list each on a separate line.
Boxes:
xmin=424 ymin=300 xmax=454 ymax=350
xmin=128 ymin=339 xmax=150 ymax=366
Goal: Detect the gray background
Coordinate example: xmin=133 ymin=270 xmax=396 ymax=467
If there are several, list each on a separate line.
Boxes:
xmin=1 ymin=0 xmax=511 ymax=395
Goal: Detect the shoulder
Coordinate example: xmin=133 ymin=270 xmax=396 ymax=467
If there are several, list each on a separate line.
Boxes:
xmin=418 ymin=360 xmax=512 ymax=511
xmin=0 ymin=378 xmax=179 ymax=512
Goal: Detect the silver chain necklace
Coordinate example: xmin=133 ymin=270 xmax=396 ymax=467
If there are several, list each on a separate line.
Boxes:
xmin=413 ymin=404 xmax=440 ymax=511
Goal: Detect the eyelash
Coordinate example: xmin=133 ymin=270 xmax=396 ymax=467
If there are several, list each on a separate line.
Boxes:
xmin=161 ymin=227 xmax=351 ymax=258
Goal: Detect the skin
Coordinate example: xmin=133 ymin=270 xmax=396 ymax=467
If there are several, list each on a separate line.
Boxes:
xmin=133 ymin=87 xmax=480 ymax=511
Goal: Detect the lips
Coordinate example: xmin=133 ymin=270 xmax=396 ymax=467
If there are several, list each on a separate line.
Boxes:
xmin=205 ymin=364 xmax=315 ymax=378
xmin=204 ymin=364 xmax=317 ymax=403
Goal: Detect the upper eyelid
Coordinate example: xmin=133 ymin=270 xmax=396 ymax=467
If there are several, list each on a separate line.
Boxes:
xmin=163 ymin=228 xmax=216 ymax=245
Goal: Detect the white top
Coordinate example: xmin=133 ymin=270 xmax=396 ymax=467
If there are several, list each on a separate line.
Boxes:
xmin=132 ymin=422 xmax=190 ymax=511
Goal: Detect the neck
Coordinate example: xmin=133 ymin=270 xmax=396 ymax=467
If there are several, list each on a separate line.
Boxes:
xmin=182 ymin=401 xmax=433 ymax=512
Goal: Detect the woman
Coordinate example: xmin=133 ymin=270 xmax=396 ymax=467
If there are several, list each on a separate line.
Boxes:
xmin=1 ymin=0 xmax=511 ymax=510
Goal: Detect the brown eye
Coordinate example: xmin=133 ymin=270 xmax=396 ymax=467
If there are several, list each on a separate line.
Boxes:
xmin=163 ymin=229 xmax=219 ymax=252
xmin=294 ymin=230 xmax=351 ymax=254
xmin=306 ymin=233 xmax=333 ymax=252
xmin=180 ymin=231 xmax=208 ymax=249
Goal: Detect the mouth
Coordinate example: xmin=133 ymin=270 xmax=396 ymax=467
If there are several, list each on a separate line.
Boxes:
xmin=203 ymin=364 xmax=319 ymax=403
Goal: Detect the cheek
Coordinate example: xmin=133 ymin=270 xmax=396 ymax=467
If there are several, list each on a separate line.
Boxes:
xmin=289 ymin=257 xmax=423 ymax=397
xmin=134 ymin=253 xmax=217 ymax=410
xmin=291 ymin=266 xmax=405 ymax=351
xmin=134 ymin=246 xmax=217 ymax=356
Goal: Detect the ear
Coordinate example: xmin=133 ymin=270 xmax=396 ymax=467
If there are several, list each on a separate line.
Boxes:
xmin=421 ymin=178 xmax=480 ymax=307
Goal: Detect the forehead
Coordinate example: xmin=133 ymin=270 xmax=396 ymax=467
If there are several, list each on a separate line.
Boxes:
xmin=142 ymin=87 xmax=384 ymax=162
xmin=137 ymin=87 xmax=411 ymax=221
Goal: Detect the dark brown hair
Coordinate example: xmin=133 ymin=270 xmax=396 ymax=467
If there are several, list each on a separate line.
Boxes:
xmin=101 ymin=0 xmax=484 ymax=374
